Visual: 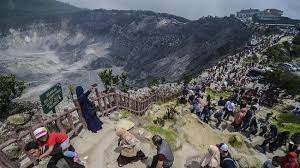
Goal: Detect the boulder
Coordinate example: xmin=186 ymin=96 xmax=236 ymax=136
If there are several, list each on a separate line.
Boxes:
xmin=7 ymin=113 xmax=30 ymax=125
xmin=116 ymin=119 xmax=135 ymax=130
xmin=109 ymin=112 xmax=119 ymax=121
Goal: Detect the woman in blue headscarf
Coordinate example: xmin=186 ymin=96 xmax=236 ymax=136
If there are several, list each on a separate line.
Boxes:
xmin=76 ymin=86 xmax=103 ymax=133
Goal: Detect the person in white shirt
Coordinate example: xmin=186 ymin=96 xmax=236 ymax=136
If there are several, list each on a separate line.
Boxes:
xmin=224 ymin=98 xmax=235 ymax=120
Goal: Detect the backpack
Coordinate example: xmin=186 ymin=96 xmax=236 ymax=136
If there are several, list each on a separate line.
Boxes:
xmin=223 ymin=157 xmax=238 ymax=168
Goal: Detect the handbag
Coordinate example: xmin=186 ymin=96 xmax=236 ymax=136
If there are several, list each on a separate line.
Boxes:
xmin=121 ymin=147 xmax=137 ymax=157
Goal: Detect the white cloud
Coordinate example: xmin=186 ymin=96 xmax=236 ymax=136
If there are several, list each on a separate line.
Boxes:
xmin=59 ymin=0 xmax=300 ymax=20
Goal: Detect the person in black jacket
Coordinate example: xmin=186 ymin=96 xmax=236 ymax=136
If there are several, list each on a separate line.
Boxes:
xmin=217 ymin=143 xmax=236 ymax=168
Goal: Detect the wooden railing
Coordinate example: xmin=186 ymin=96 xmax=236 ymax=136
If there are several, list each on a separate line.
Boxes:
xmin=0 ymin=89 xmax=180 ymax=168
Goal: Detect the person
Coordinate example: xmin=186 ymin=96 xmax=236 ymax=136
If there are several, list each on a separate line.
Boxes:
xmin=224 ymin=98 xmax=235 ymax=120
xmin=218 ymin=97 xmax=226 ymax=106
xmin=245 ymin=116 xmax=258 ymax=141
xmin=116 ymin=128 xmax=147 ymax=167
xmin=26 ymin=137 xmax=84 ymax=168
xmin=259 ymin=113 xmax=273 ymax=137
xmin=192 ymin=96 xmax=202 ymax=116
xmin=200 ymin=145 xmax=220 ymax=168
xmin=241 ymin=106 xmax=256 ymax=131
xmin=280 ymin=152 xmax=299 ymax=168
xmin=289 ymin=132 xmax=300 ymax=156
xmin=258 ymin=125 xmax=278 ymax=154
xmin=188 ymin=90 xmax=195 ymax=105
xmin=33 ymin=127 xmax=79 ymax=162
xmin=252 ymin=98 xmax=260 ymax=113
xmin=262 ymin=156 xmax=281 ymax=168
xmin=214 ymin=108 xmax=225 ymax=128
xmin=149 ymin=135 xmax=174 ymax=168
xmin=231 ymin=104 xmax=247 ymax=130
xmin=217 ymin=143 xmax=236 ymax=168
xmin=182 ymin=84 xmax=189 ymax=97
xmin=269 ymin=131 xmax=290 ymax=152
xmin=201 ymin=103 xmax=212 ymax=123
xmin=76 ymin=86 xmax=103 ymax=133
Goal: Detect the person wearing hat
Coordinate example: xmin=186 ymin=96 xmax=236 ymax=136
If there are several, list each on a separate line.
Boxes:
xmin=217 ymin=143 xmax=236 ymax=168
xmin=25 ymin=141 xmax=84 ymax=168
xmin=33 ymin=127 xmax=79 ymax=163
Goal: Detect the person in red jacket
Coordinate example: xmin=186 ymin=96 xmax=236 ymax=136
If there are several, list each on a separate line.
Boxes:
xmin=280 ymin=152 xmax=299 ymax=168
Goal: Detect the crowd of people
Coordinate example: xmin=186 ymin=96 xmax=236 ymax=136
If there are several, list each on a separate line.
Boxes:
xmin=22 ymin=31 xmax=300 ymax=168
xmin=179 ymin=32 xmax=300 ymax=167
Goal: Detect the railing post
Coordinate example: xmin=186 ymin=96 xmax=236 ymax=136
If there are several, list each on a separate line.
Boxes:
xmin=65 ymin=109 xmax=75 ymax=131
xmin=108 ymin=95 xmax=112 ymax=109
xmin=0 ymin=150 xmax=18 ymax=168
xmin=73 ymin=99 xmax=87 ymax=129
xmin=114 ymin=93 xmax=119 ymax=110
xmin=95 ymin=88 xmax=103 ymax=112
xmin=56 ymin=118 xmax=66 ymax=133
xmin=103 ymin=95 xmax=108 ymax=111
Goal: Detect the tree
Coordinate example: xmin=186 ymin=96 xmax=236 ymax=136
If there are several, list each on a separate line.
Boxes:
xmin=182 ymin=73 xmax=192 ymax=84
xmin=97 ymin=69 xmax=120 ymax=92
xmin=264 ymin=70 xmax=300 ymax=95
xmin=120 ymin=72 xmax=129 ymax=92
xmin=293 ymin=35 xmax=300 ymax=45
xmin=0 ymin=74 xmax=25 ymax=119
xmin=147 ymin=78 xmax=160 ymax=88
xmin=67 ymin=84 xmax=75 ymax=100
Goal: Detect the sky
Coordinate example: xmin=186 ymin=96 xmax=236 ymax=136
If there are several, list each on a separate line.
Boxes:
xmin=58 ymin=0 xmax=300 ymax=20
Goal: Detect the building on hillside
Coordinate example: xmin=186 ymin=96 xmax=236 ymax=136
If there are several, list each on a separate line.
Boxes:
xmin=236 ymin=9 xmax=260 ymax=18
xmin=262 ymin=9 xmax=283 ymax=17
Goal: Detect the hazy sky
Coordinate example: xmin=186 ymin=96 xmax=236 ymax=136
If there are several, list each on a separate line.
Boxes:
xmin=59 ymin=0 xmax=300 ymax=20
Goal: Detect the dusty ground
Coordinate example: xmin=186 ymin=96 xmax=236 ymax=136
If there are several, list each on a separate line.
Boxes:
xmin=57 ymin=100 xmax=268 ymax=168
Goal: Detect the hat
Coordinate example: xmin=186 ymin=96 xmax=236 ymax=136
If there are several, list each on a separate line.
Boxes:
xmin=33 ymin=127 xmax=48 ymax=139
xmin=220 ymin=143 xmax=229 ymax=152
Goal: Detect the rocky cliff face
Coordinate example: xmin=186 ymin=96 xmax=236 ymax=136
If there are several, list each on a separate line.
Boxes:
xmin=0 ymin=9 xmax=251 ymax=97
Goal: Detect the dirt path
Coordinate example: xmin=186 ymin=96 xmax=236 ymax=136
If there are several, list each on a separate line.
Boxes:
xmin=71 ymin=118 xmax=117 ymax=168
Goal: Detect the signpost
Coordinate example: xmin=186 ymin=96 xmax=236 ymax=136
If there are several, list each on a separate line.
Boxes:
xmin=40 ymin=83 xmax=63 ymax=114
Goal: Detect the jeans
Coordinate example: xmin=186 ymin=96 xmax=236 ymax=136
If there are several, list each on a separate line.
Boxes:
xmin=148 ymin=155 xmax=172 ymax=168
xmin=47 ymin=145 xmax=84 ymax=168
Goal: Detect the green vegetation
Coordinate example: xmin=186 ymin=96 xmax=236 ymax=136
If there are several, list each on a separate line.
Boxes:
xmin=153 ymin=117 xmax=165 ymax=127
xmin=205 ymin=88 xmax=232 ymax=100
xmin=120 ymin=72 xmax=129 ymax=92
xmin=0 ymin=74 xmax=26 ymax=119
xmin=147 ymin=78 xmax=160 ymax=88
xmin=274 ymin=113 xmax=300 ymax=134
xmin=67 ymin=84 xmax=75 ymax=100
xmin=182 ymin=73 xmax=193 ymax=84
xmin=119 ymin=110 xmax=131 ymax=119
xmin=292 ymin=35 xmax=300 ymax=57
xmin=143 ymin=124 xmax=178 ymax=150
xmin=293 ymin=35 xmax=300 ymax=45
xmin=228 ymin=135 xmax=243 ymax=148
xmin=264 ymin=44 xmax=291 ymax=63
xmin=98 ymin=69 xmax=120 ymax=92
xmin=264 ymin=70 xmax=300 ymax=95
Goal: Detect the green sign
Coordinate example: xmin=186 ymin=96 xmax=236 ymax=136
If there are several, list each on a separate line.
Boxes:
xmin=40 ymin=83 xmax=63 ymax=114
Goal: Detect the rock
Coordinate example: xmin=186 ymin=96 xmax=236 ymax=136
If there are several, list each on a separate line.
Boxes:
xmin=116 ymin=119 xmax=135 ymax=130
xmin=109 ymin=112 xmax=119 ymax=121
xmin=7 ymin=113 xmax=30 ymax=125
xmin=144 ymin=131 xmax=153 ymax=140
